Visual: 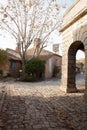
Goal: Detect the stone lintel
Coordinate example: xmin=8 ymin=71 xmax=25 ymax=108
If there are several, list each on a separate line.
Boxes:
xmin=60 ymin=8 xmax=87 ymax=32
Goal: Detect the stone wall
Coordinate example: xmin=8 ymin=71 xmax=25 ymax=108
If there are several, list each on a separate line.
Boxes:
xmin=0 ymin=61 xmax=9 ymax=77
xmin=60 ymin=0 xmax=87 ymax=92
xmin=45 ymin=55 xmax=62 ymax=79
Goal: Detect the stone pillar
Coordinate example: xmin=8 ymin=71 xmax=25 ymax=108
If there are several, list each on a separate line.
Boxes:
xmin=84 ymin=47 xmax=87 ymax=99
xmin=67 ymin=51 xmax=77 ymax=93
xmin=60 ymin=54 xmax=68 ymax=92
xmin=60 ymin=46 xmax=77 ymax=93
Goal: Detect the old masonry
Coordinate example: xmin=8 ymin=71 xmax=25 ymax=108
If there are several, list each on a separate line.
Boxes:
xmin=60 ymin=0 xmax=87 ymax=94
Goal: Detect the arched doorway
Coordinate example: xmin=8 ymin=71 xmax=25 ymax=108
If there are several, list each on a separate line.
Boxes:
xmin=76 ymin=50 xmax=85 ymax=92
xmin=67 ymin=41 xmax=85 ymax=93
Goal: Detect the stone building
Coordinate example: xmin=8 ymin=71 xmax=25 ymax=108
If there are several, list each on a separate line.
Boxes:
xmin=27 ymin=42 xmax=62 ymax=79
xmin=60 ymin=0 xmax=87 ymax=93
xmin=7 ymin=49 xmax=22 ymax=77
xmin=0 ymin=48 xmax=22 ymax=77
xmin=76 ymin=58 xmax=85 ymax=73
xmin=0 ymin=46 xmax=61 ymax=79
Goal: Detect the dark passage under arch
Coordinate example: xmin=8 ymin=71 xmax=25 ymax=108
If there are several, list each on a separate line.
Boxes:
xmin=67 ymin=41 xmax=84 ymax=93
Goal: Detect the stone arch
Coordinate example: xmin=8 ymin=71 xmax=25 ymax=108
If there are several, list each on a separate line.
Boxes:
xmin=67 ymin=41 xmax=84 ymax=93
xmin=79 ymin=24 xmax=87 ymax=43
xmin=74 ymin=24 xmax=87 ymax=44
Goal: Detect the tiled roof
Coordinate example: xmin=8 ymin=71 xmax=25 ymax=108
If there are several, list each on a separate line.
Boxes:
xmin=6 ymin=48 xmax=61 ymax=61
xmin=26 ymin=47 xmax=61 ymax=60
xmin=6 ymin=48 xmax=21 ymax=61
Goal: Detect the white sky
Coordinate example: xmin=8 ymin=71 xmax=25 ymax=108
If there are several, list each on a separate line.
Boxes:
xmin=0 ymin=0 xmax=85 ymax=60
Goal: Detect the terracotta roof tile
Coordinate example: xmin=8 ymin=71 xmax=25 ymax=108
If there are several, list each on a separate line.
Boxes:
xmin=6 ymin=48 xmax=21 ymax=61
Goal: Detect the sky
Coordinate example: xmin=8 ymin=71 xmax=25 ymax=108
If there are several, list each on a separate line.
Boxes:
xmin=0 ymin=0 xmax=85 ymax=60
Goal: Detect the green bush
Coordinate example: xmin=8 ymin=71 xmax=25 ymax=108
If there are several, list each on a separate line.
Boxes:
xmin=53 ymin=66 xmax=60 ymax=77
xmin=21 ymin=74 xmax=36 ymax=82
xmin=24 ymin=58 xmax=45 ymax=81
xmin=0 ymin=49 xmax=7 ymax=63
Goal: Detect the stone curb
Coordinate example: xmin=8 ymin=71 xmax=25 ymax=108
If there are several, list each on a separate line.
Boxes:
xmin=0 ymin=86 xmax=6 ymax=128
xmin=0 ymin=86 xmax=6 ymax=112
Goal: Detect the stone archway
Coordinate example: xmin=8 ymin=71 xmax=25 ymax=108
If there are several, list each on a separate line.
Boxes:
xmin=60 ymin=0 xmax=87 ymax=93
xmin=67 ymin=41 xmax=84 ymax=93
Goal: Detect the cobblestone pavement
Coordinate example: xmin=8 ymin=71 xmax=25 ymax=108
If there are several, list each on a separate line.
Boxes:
xmin=0 ymin=77 xmax=87 ymax=130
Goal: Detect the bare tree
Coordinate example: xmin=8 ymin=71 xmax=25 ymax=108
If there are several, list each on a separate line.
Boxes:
xmin=0 ymin=0 xmax=66 ymax=75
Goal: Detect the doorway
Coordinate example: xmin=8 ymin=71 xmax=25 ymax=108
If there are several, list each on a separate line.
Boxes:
xmin=67 ymin=41 xmax=85 ymax=92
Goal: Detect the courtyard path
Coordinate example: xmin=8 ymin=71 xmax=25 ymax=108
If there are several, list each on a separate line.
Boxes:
xmin=0 ymin=76 xmax=87 ymax=130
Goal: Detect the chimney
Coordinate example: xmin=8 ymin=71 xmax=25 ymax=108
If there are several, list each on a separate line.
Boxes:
xmin=53 ymin=44 xmax=59 ymax=54
xmin=34 ymin=38 xmax=41 ymax=47
xmin=34 ymin=38 xmax=41 ymax=57
xmin=15 ymin=46 xmax=19 ymax=52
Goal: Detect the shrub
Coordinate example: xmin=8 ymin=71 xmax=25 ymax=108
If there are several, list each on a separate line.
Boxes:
xmin=21 ymin=74 xmax=36 ymax=82
xmin=0 ymin=49 xmax=7 ymax=63
xmin=24 ymin=58 xmax=45 ymax=81
xmin=53 ymin=66 xmax=60 ymax=77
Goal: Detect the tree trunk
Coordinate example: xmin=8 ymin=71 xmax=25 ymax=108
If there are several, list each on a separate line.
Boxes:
xmin=21 ymin=52 xmax=26 ymax=79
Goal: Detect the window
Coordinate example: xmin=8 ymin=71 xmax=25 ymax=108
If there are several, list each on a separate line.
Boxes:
xmin=10 ymin=61 xmax=16 ymax=70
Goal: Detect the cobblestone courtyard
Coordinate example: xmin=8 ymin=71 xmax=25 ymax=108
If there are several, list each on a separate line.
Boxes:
xmin=0 ymin=75 xmax=87 ymax=130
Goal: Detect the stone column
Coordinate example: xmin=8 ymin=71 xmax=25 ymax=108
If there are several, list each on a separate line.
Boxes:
xmin=84 ymin=46 xmax=87 ymax=99
xmin=67 ymin=52 xmax=77 ymax=93
xmin=60 ymin=53 xmax=68 ymax=92
xmin=60 ymin=46 xmax=77 ymax=93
